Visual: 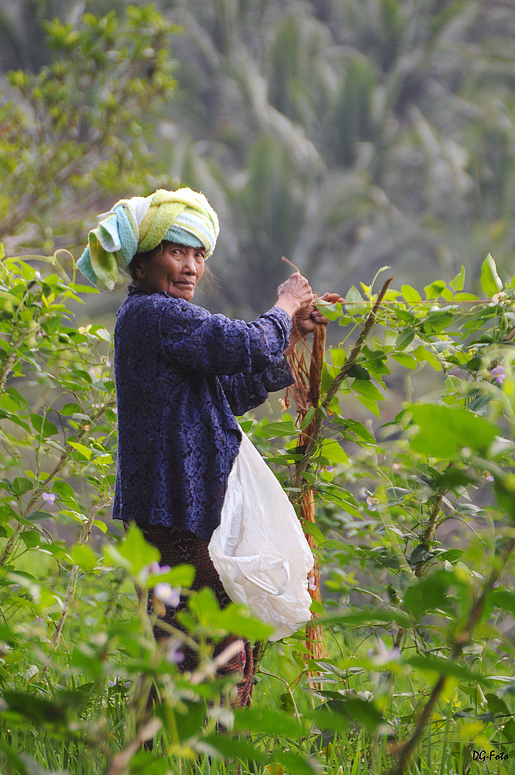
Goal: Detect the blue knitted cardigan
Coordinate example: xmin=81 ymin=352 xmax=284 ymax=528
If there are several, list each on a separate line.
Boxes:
xmin=112 ymin=287 xmax=295 ymax=539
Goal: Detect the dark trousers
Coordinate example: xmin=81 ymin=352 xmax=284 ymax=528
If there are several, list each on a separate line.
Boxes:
xmin=140 ymin=523 xmax=254 ymax=709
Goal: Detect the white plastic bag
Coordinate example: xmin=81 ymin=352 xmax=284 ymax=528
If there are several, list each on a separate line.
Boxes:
xmin=208 ymin=432 xmax=314 ymax=641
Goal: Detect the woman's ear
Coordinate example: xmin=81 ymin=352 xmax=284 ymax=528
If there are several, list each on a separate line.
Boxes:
xmin=134 ymin=262 xmax=146 ymax=279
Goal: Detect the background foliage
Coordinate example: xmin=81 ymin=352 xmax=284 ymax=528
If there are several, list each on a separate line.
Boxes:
xmin=2 ymin=2 xmax=515 ymax=775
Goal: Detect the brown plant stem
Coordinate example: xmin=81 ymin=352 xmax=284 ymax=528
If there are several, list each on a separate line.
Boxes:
xmin=414 ymin=493 xmax=445 ymax=579
xmin=421 ymin=493 xmax=444 ymax=546
xmin=299 ymin=323 xmax=328 ymax=663
xmin=0 ymin=522 xmax=23 ymax=566
xmin=0 ymin=333 xmax=28 ymax=394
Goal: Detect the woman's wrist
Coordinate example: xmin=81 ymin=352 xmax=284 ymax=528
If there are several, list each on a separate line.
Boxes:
xmin=275 ymin=297 xmax=300 ymax=318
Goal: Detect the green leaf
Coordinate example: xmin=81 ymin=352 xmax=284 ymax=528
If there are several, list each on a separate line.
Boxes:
xmin=12 ymin=477 xmax=33 ymax=496
xmin=233 ymin=708 xmax=304 ymax=737
xmin=488 ymin=589 xmax=515 ymax=617
xmin=481 ymin=253 xmax=503 ymax=296
xmin=392 ymin=354 xmax=417 ymax=369
xmin=274 ymin=750 xmax=320 ymax=775
xmin=144 ymin=564 xmax=195 ymax=589
xmin=61 ymin=402 xmax=83 ymax=416
xmin=71 ymin=544 xmax=98 ymax=572
xmin=412 ymin=346 xmax=442 ymax=371
xmin=30 ymin=414 xmax=58 ymax=437
xmin=68 ymin=441 xmax=93 ymax=460
xmin=125 ymin=750 xmax=170 ymax=774
xmin=301 ymin=407 xmax=316 ymax=430
xmin=320 ymin=439 xmax=348 ymax=465
xmin=424 ymin=280 xmax=447 ymax=300
xmin=407 ymin=655 xmax=490 ymax=685
xmin=408 ymin=404 xmax=498 ymax=459
xmin=302 ymin=520 xmax=325 ymax=545
xmin=104 ymin=523 xmax=159 ymax=575
xmin=2 ymin=691 xmax=68 ymax=724
xmin=52 ymin=480 xmax=77 ymax=501
xmin=309 ymin=698 xmax=385 ymax=734
xmin=260 ymin=420 xmax=297 ymax=438
xmin=216 ymin=603 xmax=275 ymax=641
xmin=395 ymin=329 xmax=415 ymax=351
xmin=202 ymin=735 xmax=267 ymax=764
xmin=421 ymin=310 xmax=454 ymax=333
xmin=321 ymin=607 xmax=412 ymax=629
xmin=345 ymin=286 xmax=368 ymax=315
xmin=26 ymin=511 xmax=53 ymax=522
xmin=329 ymin=348 xmax=346 ymax=368
xmin=485 ymin=694 xmax=515 ymax=742
xmin=450 ymin=266 xmax=466 ymax=291
xmin=454 ymin=292 xmax=478 ymax=301
xmin=344 ymin=419 xmax=375 ymax=444
xmin=168 ymin=700 xmax=205 ymax=744
xmin=315 ymin=299 xmax=343 ymax=321
xmin=402 ymin=570 xmax=458 ymax=620
xmin=352 ymin=379 xmax=384 ymax=401
xmin=356 ymin=396 xmax=380 ymax=417
xmin=20 ymin=529 xmax=40 ymax=548
xmin=347 ymin=364 xmax=370 ymax=381
xmin=401 ymin=285 xmax=422 ymax=303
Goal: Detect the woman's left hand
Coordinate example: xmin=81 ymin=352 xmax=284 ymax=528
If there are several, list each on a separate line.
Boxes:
xmin=292 ymin=292 xmax=345 ymax=337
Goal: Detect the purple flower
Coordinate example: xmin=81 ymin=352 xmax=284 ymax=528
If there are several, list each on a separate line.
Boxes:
xmin=166 ymin=638 xmax=185 ymax=664
xmin=490 ymin=365 xmax=506 ymax=384
xmin=41 ymin=492 xmax=56 ymax=505
xmin=148 ymin=561 xmax=171 ymax=576
xmin=372 ymin=640 xmax=401 ymax=665
xmin=485 ymin=474 xmax=494 ymax=483
xmin=308 ymin=575 xmax=317 ymax=591
xmin=154 ymin=583 xmax=180 ymax=607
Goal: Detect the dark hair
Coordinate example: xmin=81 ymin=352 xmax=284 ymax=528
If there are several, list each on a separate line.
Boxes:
xmin=127 ymin=242 xmax=166 ymax=281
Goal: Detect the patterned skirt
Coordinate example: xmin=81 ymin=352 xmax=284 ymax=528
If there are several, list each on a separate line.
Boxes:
xmin=140 ymin=523 xmax=254 ymax=709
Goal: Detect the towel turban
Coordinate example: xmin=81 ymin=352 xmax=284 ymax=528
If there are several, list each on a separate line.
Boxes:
xmin=77 ymin=188 xmax=220 ymax=290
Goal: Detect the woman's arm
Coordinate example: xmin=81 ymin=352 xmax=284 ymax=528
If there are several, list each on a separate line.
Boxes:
xmin=220 ymin=294 xmax=344 ymax=415
xmin=158 ymin=273 xmax=314 ymax=376
xmin=219 ymin=359 xmax=294 ymax=416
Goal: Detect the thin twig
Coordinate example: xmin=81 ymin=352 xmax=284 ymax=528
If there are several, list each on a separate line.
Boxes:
xmin=281 ymin=255 xmax=301 ymax=273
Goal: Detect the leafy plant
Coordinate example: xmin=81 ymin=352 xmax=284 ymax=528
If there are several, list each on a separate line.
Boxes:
xmin=3 ymin=242 xmax=515 ymax=775
xmin=0 ymin=6 xmax=178 ymax=249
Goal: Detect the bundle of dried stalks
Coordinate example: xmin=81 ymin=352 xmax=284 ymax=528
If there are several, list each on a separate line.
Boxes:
xmin=286 ymin=321 xmax=328 ymax=664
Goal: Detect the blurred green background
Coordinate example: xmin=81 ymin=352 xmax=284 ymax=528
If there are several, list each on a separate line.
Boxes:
xmin=1 ymin=0 xmax=515 ymax=324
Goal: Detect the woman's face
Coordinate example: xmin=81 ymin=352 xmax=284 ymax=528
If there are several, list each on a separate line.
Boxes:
xmin=135 ymin=242 xmax=206 ymax=301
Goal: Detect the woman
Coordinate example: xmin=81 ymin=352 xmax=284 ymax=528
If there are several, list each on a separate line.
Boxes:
xmin=78 ymin=187 xmax=340 ymax=708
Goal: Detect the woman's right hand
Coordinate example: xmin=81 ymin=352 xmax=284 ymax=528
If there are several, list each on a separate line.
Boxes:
xmin=276 ymin=273 xmax=314 ymax=318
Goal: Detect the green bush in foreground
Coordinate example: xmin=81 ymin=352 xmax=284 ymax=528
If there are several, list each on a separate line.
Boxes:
xmin=1 ymin=248 xmax=515 ymax=774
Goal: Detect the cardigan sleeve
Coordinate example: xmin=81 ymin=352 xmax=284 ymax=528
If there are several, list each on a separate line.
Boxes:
xmin=219 ymin=358 xmax=295 ymax=416
xmin=158 ymin=298 xmax=293 ymax=377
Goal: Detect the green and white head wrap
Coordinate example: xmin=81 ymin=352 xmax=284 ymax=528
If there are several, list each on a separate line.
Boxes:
xmin=78 ymin=188 xmax=220 ymax=290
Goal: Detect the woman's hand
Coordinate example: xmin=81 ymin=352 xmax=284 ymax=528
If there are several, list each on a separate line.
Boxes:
xmin=276 ymin=273 xmax=314 ymax=318
xmin=291 ymin=292 xmax=345 ymax=341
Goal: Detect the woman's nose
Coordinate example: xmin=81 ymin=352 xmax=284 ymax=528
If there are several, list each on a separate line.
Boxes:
xmin=182 ymin=251 xmax=197 ymax=272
